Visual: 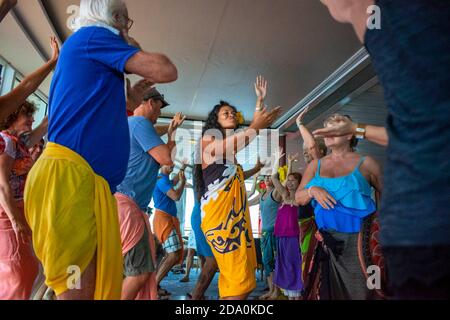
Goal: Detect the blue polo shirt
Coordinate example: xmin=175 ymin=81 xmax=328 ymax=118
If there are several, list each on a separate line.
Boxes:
xmin=116 ymin=117 xmax=164 ymax=210
xmin=153 ymin=174 xmax=178 ymax=217
xmin=47 ymin=26 xmax=140 ymax=192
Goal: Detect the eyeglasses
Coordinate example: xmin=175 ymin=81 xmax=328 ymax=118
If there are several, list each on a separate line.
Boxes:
xmin=125 ymin=17 xmax=134 ymax=30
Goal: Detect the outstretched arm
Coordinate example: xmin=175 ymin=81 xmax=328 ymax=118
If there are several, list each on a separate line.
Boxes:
xmin=313 ymin=116 xmax=388 ymax=147
xmin=148 ymin=113 xmax=186 ymax=166
xmin=202 ymin=107 xmax=281 ymax=163
xmin=120 ymin=29 xmax=178 ymax=84
xmin=126 ymin=79 xmax=154 ymax=112
xmin=155 ymin=125 xmax=170 ymax=137
xmin=244 ymin=158 xmax=264 ymax=180
xmin=202 ymin=76 xmax=281 ymax=164
xmin=248 ymin=193 xmax=262 ymax=207
xmin=271 ymin=172 xmax=288 ymax=202
xmin=297 ymin=106 xmax=323 ymax=160
xmin=0 ymin=37 xmax=59 ymax=121
xmin=172 ymin=159 xmax=189 ymax=186
xmin=286 ymin=153 xmax=299 ymax=176
xmin=270 ymin=149 xmax=289 ymax=201
xmin=247 ymin=175 xmax=259 ymax=199
xmin=154 ymin=113 xmax=187 ymax=137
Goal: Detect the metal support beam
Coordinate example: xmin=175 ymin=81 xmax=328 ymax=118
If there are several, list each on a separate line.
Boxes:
xmin=274 ymin=47 xmax=372 ymax=131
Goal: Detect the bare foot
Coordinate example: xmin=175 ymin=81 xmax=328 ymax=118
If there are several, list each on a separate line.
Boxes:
xmin=267 ymin=293 xmax=279 ymax=300
xmin=258 ymin=292 xmax=272 ymax=300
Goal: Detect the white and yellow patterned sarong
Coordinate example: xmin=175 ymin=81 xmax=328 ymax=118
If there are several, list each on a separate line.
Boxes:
xmin=201 ymin=163 xmax=257 ymax=298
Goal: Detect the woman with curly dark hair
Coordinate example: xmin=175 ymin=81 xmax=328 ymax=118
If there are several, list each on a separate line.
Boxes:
xmin=193 ymin=76 xmax=281 ymax=300
xmin=0 ymin=101 xmax=48 ymax=299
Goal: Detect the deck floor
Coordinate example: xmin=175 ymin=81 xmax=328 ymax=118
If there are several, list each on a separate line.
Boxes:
xmin=160 ymin=267 xmax=268 ymax=300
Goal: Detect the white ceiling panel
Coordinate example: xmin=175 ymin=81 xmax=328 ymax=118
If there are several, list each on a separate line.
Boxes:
xmin=37 ymin=0 xmax=362 ymax=122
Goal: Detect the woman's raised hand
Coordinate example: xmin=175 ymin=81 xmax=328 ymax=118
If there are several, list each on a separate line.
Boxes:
xmin=250 ymin=105 xmax=282 ymax=131
xmin=287 ymin=153 xmax=299 ymax=163
xmin=168 ymin=112 xmax=186 ymax=136
xmin=49 ymin=36 xmax=60 ymax=63
xmin=271 ymin=147 xmax=285 ymax=175
xmin=256 ymin=157 xmax=266 ymax=170
xmin=254 ymin=75 xmax=268 ymax=102
xmin=296 ymin=105 xmax=312 ymax=127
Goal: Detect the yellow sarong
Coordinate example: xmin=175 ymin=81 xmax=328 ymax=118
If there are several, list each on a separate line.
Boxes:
xmin=24 ymin=143 xmax=122 ymax=299
xmin=201 ymin=164 xmax=257 ymax=298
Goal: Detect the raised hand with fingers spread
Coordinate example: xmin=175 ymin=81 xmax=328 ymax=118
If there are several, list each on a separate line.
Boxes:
xmin=49 ymin=36 xmax=60 ymax=64
xmin=254 ymin=75 xmax=268 ymax=107
xmin=271 ymin=147 xmax=285 ymax=175
xmin=0 ymin=34 xmax=61 ymax=121
xmin=168 ymin=112 xmax=186 ymax=137
xmin=250 ymin=105 xmax=282 ymax=132
xmin=126 ymin=79 xmax=154 ymax=112
xmin=296 ymin=105 xmax=312 ymax=128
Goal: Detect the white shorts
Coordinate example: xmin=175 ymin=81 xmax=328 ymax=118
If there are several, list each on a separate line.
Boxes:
xmin=187 ymin=229 xmax=196 ymax=250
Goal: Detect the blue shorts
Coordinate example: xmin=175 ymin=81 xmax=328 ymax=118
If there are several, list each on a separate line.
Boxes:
xmin=191 ymin=203 xmax=213 ymax=257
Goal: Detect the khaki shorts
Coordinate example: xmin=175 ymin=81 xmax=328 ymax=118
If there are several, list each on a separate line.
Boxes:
xmin=124 ymin=226 xmax=155 ymax=277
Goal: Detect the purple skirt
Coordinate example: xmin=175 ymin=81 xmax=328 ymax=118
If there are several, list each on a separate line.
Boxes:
xmin=273 ymin=236 xmax=303 ymax=297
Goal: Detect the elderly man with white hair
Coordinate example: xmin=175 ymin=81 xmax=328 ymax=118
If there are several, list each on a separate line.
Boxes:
xmin=24 ymin=0 xmax=178 ymax=300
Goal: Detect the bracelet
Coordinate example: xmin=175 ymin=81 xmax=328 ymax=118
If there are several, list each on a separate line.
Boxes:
xmin=307 ymin=187 xmax=314 ymax=198
xmin=355 ymin=123 xmax=367 ymax=140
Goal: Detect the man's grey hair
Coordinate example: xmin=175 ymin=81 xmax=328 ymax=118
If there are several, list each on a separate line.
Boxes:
xmin=72 ymin=0 xmax=128 ymax=31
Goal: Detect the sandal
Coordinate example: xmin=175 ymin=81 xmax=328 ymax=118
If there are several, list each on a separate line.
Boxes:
xmin=158 ymin=287 xmax=172 ymax=296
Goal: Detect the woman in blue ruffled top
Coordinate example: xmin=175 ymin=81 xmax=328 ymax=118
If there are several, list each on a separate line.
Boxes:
xmin=296 ymin=114 xmax=383 ymax=300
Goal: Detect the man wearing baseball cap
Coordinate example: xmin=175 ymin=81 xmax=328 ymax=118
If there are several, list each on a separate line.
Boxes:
xmin=115 ymin=88 xmax=185 ymax=300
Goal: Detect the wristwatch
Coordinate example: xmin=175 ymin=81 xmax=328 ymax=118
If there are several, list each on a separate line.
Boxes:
xmin=355 ymin=124 xmax=367 ymax=140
